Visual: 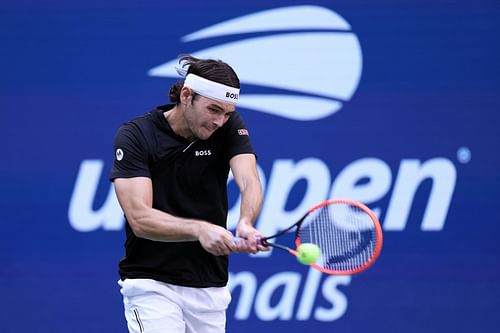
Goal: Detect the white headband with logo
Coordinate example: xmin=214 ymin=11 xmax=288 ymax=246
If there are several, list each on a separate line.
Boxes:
xmin=183 ymin=73 xmax=240 ymax=105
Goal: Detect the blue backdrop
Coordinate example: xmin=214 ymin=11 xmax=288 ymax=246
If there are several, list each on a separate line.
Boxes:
xmin=1 ymin=1 xmax=499 ymax=332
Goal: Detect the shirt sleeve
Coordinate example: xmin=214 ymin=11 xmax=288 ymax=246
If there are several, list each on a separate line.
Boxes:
xmin=223 ymin=112 xmax=256 ymax=160
xmin=109 ymin=122 xmax=151 ymax=181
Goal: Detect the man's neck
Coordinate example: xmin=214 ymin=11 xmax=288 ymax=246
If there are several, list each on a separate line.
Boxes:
xmin=163 ymin=106 xmax=195 ymax=141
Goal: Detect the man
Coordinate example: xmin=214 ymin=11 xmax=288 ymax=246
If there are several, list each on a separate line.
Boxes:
xmin=109 ymin=55 xmax=267 ymax=333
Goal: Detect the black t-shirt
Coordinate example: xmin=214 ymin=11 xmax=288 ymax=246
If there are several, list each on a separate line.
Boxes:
xmin=109 ymin=104 xmax=255 ymax=287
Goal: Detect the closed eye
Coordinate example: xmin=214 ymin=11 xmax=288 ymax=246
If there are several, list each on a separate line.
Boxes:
xmin=208 ymin=106 xmax=234 ymax=119
xmin=208 ymin=107 xmax=222 ymax=114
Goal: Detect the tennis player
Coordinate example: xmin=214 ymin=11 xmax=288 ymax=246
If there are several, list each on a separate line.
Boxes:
xmin=109 ymin=55 xmax=267 ymax=333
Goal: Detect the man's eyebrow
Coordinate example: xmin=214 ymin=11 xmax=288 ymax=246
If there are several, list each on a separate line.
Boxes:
xmin=208 ymin=104 xmax=224 ymax=111
xmin=209 ymin=104 xmax=235 ymax=113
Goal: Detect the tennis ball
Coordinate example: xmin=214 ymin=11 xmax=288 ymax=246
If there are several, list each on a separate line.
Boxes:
xmin=296 ymin=243 xmax=320 ymax=265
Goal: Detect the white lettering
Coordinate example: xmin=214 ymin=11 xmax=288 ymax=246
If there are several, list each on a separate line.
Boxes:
xmin=254 ymin=272 xmax=301 ymax=320
xmin=69 ymin=156 xmax=457 ymax=232
xmin=68 ymin=160 xmax=124 ymax=231
xmin=256 ymin=158 xmax=331 ymax=238
xmin=383 ymin=158 xmax=457 ymax=231
xmin=68 ymin=155 xmax=457 ymax=323
xmin=228 ymin=272 xmax=258 ymax=320
xmin=315 ymin=274 xmax=351 ymax=321
xmin=195 ymin=150 xmax=212 ymax=156
xmin=330 ymin=158 xmax=392 ymax=218
xmin=228 ymin=269 xmax=351 ymax=321
xmin=296 ymin=268 xmax=322 ymax=320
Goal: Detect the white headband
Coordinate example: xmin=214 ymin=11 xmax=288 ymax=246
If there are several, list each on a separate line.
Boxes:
xmin=183 ymin=73 xmax=240 ymax=105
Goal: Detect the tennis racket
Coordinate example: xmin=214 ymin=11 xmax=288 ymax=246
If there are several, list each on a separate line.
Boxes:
xmin=237 ymin=199 xmax=383 ymax=275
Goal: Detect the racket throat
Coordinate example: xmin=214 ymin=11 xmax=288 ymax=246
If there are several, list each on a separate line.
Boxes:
xmin=264 ymin=239 xmax=293 ymax=253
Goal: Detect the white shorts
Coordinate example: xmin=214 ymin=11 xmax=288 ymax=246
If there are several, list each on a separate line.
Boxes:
xmin=118 ymin=279 xmax=231 ymax=333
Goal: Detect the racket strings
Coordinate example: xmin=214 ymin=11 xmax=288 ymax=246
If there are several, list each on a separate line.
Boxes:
xmin=298 ymin=203 xmax=378 ymax=272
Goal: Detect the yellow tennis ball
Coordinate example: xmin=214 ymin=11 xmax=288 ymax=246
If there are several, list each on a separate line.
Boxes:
xmin=296 ymin=243 xmax=320 ymax=265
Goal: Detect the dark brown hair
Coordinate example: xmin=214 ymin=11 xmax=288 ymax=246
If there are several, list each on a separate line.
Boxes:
xmin=168 ymin=54 xmax=240 ymax=104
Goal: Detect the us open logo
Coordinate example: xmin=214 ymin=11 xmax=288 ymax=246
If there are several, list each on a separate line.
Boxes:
xmin=148 ymin=5 xmax=362 ymax=121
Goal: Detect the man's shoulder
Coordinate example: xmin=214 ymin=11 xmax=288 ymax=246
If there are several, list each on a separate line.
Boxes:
xmin=221 ymin=111 xmax=246 ymax=132
xmin=126 ymin=110 xmax=155 ymax=127
xmin=121 ymin=106 xmax=168 ymax=134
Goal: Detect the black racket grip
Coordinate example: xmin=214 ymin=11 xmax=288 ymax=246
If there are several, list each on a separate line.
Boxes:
xmin=233 ymin=236 xmax=266 ymax=245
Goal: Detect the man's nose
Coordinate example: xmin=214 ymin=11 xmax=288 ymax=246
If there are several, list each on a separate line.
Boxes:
xmin=213 ymin=113 xmax=226 ymax=127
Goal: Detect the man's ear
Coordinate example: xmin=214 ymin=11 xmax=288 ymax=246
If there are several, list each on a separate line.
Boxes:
xmin=180 ymin=86 xmax=192 ymax=105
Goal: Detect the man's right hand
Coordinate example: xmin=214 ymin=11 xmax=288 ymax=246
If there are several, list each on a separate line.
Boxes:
xmin=197 ymin=222 xmax=237 ymax=256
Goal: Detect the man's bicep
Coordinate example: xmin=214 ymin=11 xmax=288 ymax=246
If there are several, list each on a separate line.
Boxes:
xmin=230 ymin=154 xmax=259 ymax=188
xmin=114 ymin=177 xmax=153 ymax=218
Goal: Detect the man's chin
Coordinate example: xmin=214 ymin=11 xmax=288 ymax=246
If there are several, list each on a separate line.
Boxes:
xmin=198 ymin=128 xmax=216 ymax=140
xmin=195 ymin=132 xmax=211 ymax=141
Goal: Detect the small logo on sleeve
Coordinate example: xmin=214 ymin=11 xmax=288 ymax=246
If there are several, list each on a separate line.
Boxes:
xmin=115 ymin=148 xmax=124 ymax=161
xmin=237 ymin=129 xmax=249 ymax=136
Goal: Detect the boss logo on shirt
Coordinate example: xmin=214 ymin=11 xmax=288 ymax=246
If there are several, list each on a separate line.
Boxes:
xmin=195 ymin=150 xmax=212 ymax=156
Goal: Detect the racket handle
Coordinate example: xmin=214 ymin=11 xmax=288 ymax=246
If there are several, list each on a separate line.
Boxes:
xmin=233 ymin=236 xmax=264 ymax=245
